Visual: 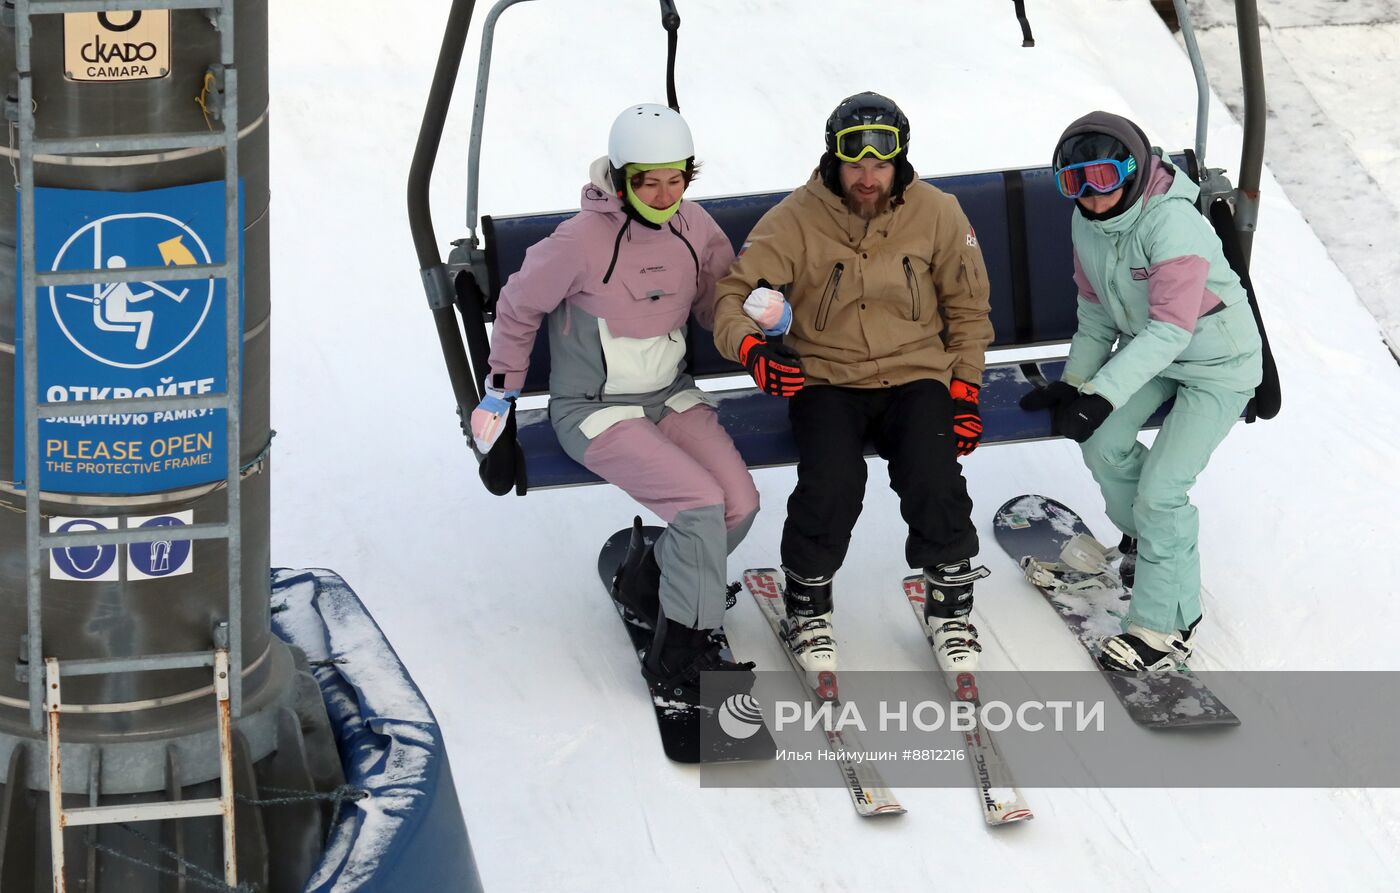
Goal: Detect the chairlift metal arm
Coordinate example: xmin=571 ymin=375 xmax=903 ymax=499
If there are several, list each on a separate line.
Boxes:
xmin=466 ymin=0 xmax=540 ymax=252
xmin=466 ymin=1 xmax=676 ymax=236
xmin=1013 ymin=0 xmax=1035 ymax=47
xmin=1234 ymin=0 xmax=1266 ymax=265
xmin=410 ymin=0 xmax=684 ymax=420
xmin=1172 ymin=0 xmax=1211 ymax=175
xmin=661 ymin=1 xmax=681 ymax=109
xmin=407 ymin=0 xmax=482 ymax=410
xmin=1171 ymin=0 xmax=1266 ymax=272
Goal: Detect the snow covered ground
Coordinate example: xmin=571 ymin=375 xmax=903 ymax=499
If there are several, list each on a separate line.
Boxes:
xmin=267 ymin=1 xmax=1400 ymax=889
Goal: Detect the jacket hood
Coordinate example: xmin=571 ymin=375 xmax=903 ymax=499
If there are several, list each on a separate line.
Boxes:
xmin=583 ymin=155 xmax=692 ymax=230
xmin=581 ymin=156 xmax=626 ymax=214
xmin=1153 ymin=156 xmax=1200 ymax=206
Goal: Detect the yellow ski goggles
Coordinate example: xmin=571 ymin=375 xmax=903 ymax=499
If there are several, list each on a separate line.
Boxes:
xmin=833 ymin=124 xmax=903 ymax=163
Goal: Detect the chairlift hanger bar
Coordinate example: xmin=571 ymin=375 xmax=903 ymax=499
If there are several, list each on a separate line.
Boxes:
xmin=406 ymin=0 xmax=480 ymax=413
xmin=413 ymin=0 xmax=1033 ymax=256
xmin=1014 ymin=0 xmax=1035 ymax=46
xmin=661 ymin=0 xmax=681 ymax=110
xmin=405 ymin=0 xmax=1269 ymax=424
xmin=461 ymin=1 xmax=679 ymax=253
xmin=1233 ymin=0 xmax=1266 ymax=264
xmin=465 ymin=0 xmax=539 ymax=252
xmin=408 ymin=0 xmax=682 ymax=413
xmin=1173 ymin=0 xmax=1212 ymax=178
xmin=1168 ymin=0 xmax=1265 ymax=268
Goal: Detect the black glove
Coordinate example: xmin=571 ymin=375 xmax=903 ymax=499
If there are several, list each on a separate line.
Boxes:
xmin=739 ymin=333 xmax=805 ymax=397
xmin=1018 ymin=380 xmax=1078 ymax=412
xmin=1054 ymin=393 xmax=1114 ymax=443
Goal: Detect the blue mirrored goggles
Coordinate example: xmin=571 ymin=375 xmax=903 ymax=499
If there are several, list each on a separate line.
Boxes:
xmin=1054 ymin=156 xmax=1137 ymax=198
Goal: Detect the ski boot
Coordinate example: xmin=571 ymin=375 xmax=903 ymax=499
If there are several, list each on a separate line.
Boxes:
xmin=642 ymin=611 xmax=755 ymax=706
xmin=922 ymin=559 xmax=990 ymax=674
xmin=780 ymin=568 xmax=838 ymax=690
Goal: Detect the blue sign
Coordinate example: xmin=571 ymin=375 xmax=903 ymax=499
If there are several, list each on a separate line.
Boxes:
xmin=15 ymin=181 xmax=243 ymax=494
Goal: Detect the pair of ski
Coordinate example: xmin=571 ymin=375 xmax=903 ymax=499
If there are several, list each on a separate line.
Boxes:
xmin=738 ymin=491 xmax=1239 ymax=819
xmin=742 ymin=568 xmax=1032 ymax=824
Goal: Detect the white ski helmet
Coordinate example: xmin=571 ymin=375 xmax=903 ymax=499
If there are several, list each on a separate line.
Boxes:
xmin=607 ymin=103 xmax=694 ymax=168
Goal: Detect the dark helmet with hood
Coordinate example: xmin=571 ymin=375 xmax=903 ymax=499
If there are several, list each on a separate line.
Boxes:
xmin=819 ymin=91 xmax=916 ymax=202
xmin=1052 ymin=111 xmax=1155 ymax=220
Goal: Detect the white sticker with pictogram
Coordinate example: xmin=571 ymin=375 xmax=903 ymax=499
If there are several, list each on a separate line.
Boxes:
xmin=50 ymin=213 xmax=215 ymax=370
xmin=49 ymin=516 xmax=120 ymax=582
xmin=126 ymin=510 xmax=195 ymax=580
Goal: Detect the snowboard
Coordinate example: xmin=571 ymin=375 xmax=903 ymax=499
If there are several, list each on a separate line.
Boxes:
xmin=598 ymin=521 xmax=775 ymax=763
xmin=993 ymin=494 xmax=1240 ymax=729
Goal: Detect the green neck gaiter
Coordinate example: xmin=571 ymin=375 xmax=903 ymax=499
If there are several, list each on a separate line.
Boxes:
xmin=623 ymin=161 xmax=687 ymax=225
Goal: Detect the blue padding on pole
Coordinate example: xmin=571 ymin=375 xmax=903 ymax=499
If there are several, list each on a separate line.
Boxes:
xmin=271 ymin=569 xmax=484 ymax=892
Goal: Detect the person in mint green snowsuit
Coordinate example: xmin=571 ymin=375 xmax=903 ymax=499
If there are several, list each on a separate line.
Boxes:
xmin=1025 ymin=111 xmax=1263 ymax=671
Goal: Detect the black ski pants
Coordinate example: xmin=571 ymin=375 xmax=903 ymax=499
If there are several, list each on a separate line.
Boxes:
xmin=780 ymin=379 xmax=978 ymax=579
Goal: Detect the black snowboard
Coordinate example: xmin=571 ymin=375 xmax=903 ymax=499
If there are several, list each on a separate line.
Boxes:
xmin=993 ymin=495 xmax=1239 ymax=729
xmin=597 ymin=521 xmax=774 ymax=763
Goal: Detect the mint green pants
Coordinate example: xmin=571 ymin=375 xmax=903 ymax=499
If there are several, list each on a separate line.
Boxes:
xmin=1079 ymin=377 xmax=1252 ymax=635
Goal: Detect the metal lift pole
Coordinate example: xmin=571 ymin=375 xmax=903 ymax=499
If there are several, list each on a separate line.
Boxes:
xmin=1235 ymin=0 xmax=1267 ymax=267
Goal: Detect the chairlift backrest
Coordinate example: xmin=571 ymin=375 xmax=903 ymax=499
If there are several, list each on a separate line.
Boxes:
xmin=479 ymin=155 xmax=1198 ymax=396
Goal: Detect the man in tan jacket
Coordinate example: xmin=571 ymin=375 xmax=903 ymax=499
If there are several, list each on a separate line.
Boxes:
xmin=714 ymin=92 xmax=995 ymax=677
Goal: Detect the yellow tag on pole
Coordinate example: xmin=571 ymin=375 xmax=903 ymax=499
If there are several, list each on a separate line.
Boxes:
xmin=64 ymin=11 xmax=171 ymax=83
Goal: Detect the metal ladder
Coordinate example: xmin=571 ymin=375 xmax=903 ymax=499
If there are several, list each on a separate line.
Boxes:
xmin=44 ymin=651 xmax=237 ymax=890
xmin=13 ymin=0 xmax=244 ymax=888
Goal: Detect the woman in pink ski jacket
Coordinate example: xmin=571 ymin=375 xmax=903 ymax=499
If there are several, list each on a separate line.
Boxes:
xmin=470 ymin=104 xmax=760 ymax=698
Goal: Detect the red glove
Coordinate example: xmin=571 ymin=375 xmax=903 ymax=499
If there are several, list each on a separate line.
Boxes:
xmin=739 ymin=334 xmax=805 ymax=398
xmin=950 ymin=379 xmax=982 ymax=456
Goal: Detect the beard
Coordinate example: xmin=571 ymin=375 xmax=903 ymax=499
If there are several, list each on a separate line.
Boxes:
xmin=845 ymin=186 xmax=892 ymax=220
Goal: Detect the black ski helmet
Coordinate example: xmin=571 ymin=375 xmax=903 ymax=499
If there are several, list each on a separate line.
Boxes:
xmin=819 ymin=91 xmax=915 ymax=201
xmin=824 ymin=92 xmax=911 ymax=157
xmin=1052 ymin=111 xmax=1155 ymax=220
xmin=1053 ymin=131 xmax=1132 ymax=171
